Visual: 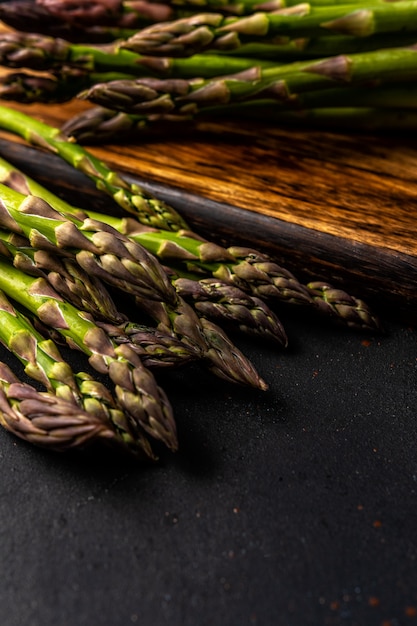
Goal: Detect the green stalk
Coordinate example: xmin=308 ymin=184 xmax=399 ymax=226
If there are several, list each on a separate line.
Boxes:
xmin=171 ymin=274 xmax=288 ymax=345
xmin=0 ymin=360 xmax=133 ymax=453
xmin=0 ymin=103 xmax=188 ymax=232
xmin=0 ymin=71 xmax=142 ymax=105
xmin=0 ymin=151 xmax=380 ymax=333
xmin=0 ymin=2 xmax=138 ymax=43
xmin=215 ymin=32 xmax=417 ymax=60
xmin=159 ymin=0 xmax=404 ymax=9
xmin=0 ymin=158 xmax=288 ymax=345
xmin=0 ymin=289 xmax=156 ymax=458
xmin=0 ymin=229 xmax=199 ymax=368
xmin=0 ymin=228 xmax=125 ymax=324
xmin=0 ymin=31 xmax=276 ymax=78
xmin=0 ymin=183 xmax=266 ymax=390
xmin=0 ymin=254 xmax=178 ymax=450
xmin=0 ymin=0 xmax=170 ymax=38
xmin=122 ymin=3 xmax=417 ymax=57
xmin=79 ymin=45 xmax=417 ymax=116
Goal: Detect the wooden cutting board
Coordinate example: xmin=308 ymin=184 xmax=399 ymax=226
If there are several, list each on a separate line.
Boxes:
xmin=0 ymin=98 xmax=416 ymax=323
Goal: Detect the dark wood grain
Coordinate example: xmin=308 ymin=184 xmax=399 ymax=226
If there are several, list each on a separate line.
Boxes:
xmin=0 ymin=99 xmax=416 ymax=321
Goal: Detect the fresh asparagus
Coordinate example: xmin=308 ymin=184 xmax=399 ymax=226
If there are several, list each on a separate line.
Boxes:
xmin=36 ymin=0 xmax=176 ymax=27
xmin=0 ymin=229 xmax=200 ymax=368
xmin=0 ymin=31 xmax=276 ymax=80
xmin=0 ymin=1 xmax=138 ymax=43
xmin=216 ymin=32 xmax=417 ymax=61
xmin=0 ymin=361 xmax=137 ymax=453
xmin=0 ymin=227 xmax=125 ymax=324
xmin=61 ymin=105 xmax=157 ymax=143
xmin=171 ymin=275 xmax=288 ymax=345
xmin=0 ymin=71 xmax=143 ymax=105
xmin=121 ymin=3 xmax=417 ymax=57
xmin=0 ymin=182 xmax=267 ymax=388
xmin=0 ymin=289 xmax=156 ymax=458
xmin=79 ymin=45 xmax=417 ymax=116
xmin=0 ymin=144 xmax=380 ymax=333
xmin=0 ymin=104 xmax=188 ymax=232
xmin=90 ymin=216 xmax=382 ymax=332
xmin=0 ymin=156 xmax=289 ymax=346
xmin=0 ymin=0 xmax=170 ymax=38
xmin=0 ymin=254 xmax=179 ymax=449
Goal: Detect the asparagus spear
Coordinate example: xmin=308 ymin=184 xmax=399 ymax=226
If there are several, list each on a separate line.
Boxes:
xmin=92 ymin=216 xmax=382 ymax=332
xmin=146 ymin=0 xmax=408 ymax=9
xmin=0 ymin=227 xmax=125 ymax=324
xmin=0 ymin=228 xmax=201 ymax=368
xmin=36 ymin=0 xmax=176 ymax=27
xmin=0 ymin=71 xmax=144 ymax=105
xmin=0 ymin=361 xmax=135 ymax=453
xmin=171 ymin=275 xmax=288 ymax=345
xmin=0 ymin=31 xmax=276 ymax=79
xmin=62 ymin=105 xmax=157 ymax=144
xmin=0 ymin=156 xmax=288 ymax=346
xmin=0 ymin=0 xmax=170 ymax=38
xmin=0 ymin=290 xmax=156 ymax=458
xmin=0 ymin=254 xmax=179 ymax=449
xmin=79 ymin=45 xmax=417 ymax=116
xmin=0 ymin=181 xmax=267 ymax=388
xmin=121 ymin=3 xmax=417 ymax=57
xmin=216 ymin=32 xmax=417 ymax=61
xmin=0 ymin=149 xmax=380 ymax=333
xmin=0 ymin=104 xmax=188 ymax=232
xmin=0 ymin=1 xmax=138 ymax=43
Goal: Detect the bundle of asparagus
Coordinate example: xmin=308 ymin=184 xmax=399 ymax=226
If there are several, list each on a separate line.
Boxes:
xmin=0 ymin=1 xmax=396 ymax=460
xmin=0 ymin=1 xmax=416 ymax=129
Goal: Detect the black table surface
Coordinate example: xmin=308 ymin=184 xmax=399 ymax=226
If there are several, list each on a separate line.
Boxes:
xmin=1 ymin=306 xmax=416 ymax=626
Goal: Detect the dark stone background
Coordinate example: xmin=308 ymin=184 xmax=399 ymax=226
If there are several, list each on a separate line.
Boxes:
xmin=1 ymin=307 xmax=416 ymax=626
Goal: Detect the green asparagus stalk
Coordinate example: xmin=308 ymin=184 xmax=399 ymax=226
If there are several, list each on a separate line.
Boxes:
xmin=0 ymin=228 xmax=125 ymax=324
xmin=0 ymin=289 xmax=156 ymax=458
xmin=0 ymin=31 xmax=278 ymax=78
xmin=79 ymin=45 xmax=417 ymax=116
xmin=0 ymin=156 xmax=288 ymax=346
xmin=121 ymin=3 xmax=417 ymax=57
xmin=0 ymin=182 xmax=267 ymax=389
xmin=216 ymin=32 xmax=417 ymax=61
xmin=35 ymin=0 xmax=177 ymax=27
xmin=0 ymin=228 xmax=201 ymax=369
xmin=0 ymin=70 xmax=143 ymax=105
xmin=61 ymin=106 xmax=156 ymax=144
xmin=171 ymin=275 xmax=288 ymax=345
xmin=0 ymin=1 xmax=139 ymax=43
xmin=0 ymin=149 xmax=380 ymax=332
xmin=89 ymin=215 xmax=381 ymax=332
xmin=0 ymin=0 xmax=169 ymax=40
xmin=151 ymin=0 xmax=408 ymax=9
xmin=0 ymin=361 xmax=138 ymax=453
xmin=0 ymin=254 xmax=179 ymax=449
xmin=0 ymin=185 xmax=179 ymax=309
xmin=0 ymin=103 xmax=188 ymax=232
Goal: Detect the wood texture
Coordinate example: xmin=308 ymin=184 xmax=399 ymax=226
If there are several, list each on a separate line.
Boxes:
xmin=0 ymin=99 xmax=416 ymax=321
